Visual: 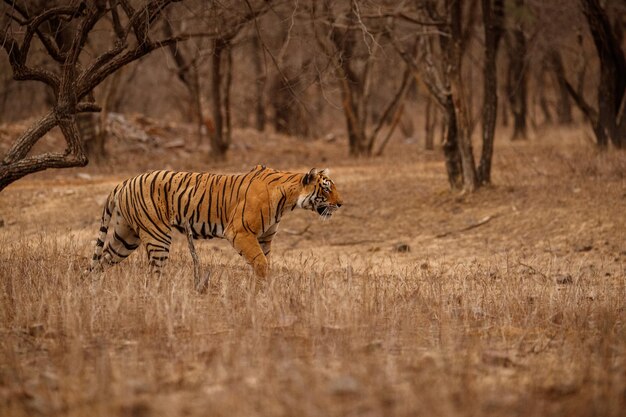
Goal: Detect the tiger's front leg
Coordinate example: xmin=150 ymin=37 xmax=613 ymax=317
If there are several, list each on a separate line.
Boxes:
xmin=227 ymin=230 xmax=269 ymax=280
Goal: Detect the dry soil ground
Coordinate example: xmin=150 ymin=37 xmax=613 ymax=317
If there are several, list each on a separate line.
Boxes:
xmin=0 ymin=123 xmax=625 ymax=417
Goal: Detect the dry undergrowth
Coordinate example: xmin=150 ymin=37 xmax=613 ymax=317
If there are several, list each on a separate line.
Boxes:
xmin=0 ymin=127 xmax=625 ymax=417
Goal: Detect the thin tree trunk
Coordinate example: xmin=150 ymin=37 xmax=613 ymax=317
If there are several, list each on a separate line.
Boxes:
xmin=192 ymin=69 xmax=204 ymax=147
xmin=478 ymin=0 xmax=503 ymax=185
xmin=442 ymin=97 xmax=463 ymax=190
xmin=425 ymin=95 xmax=436 ymax=151
xmin=506 ymin=0 xmax=528 ymax=141
xmin=251 ymin=33 xmax=266 ymax=132
xmin=210 ymin=38 xmax=228 ymax=159
xmin=223 ymin=44 xmax=233 ymax=146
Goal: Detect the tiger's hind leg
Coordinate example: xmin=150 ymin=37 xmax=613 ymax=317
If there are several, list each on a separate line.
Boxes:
xmin=100 ymin=218 xmax=141 ymax=269
xmin=140 ymin=229 xmax=173 ymax=274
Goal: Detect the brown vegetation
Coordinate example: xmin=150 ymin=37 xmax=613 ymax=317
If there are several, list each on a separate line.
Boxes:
xmin=1 ymin=127 xmax=625 ymax=417
xmin=1 ymin=1 xmax=625 ymax=415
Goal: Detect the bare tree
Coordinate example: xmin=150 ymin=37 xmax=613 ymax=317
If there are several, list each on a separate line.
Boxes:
xmin=0 ymin=0 xmax=205 ymax=192
xmin=391 ymin=0 xmax=478 ymax=190
xmin=313 ymin=0 xmax=412 ymax=157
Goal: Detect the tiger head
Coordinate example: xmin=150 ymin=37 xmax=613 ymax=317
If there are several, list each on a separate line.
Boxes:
xmin=299 ymin=168 xmax=343 ymax=218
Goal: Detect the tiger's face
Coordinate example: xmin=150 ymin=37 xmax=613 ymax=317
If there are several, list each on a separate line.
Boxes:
xmin=299 ymin=168 xmax=343 ymax=218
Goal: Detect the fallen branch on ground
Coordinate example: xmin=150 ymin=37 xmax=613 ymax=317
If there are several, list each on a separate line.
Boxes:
xmin=435 ymin=214 xmax=499 ymax=238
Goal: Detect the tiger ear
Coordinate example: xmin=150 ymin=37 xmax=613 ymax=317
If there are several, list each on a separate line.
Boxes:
xmin=302 ymin=168 xmax=318 ymax=185
xmin=319 ymin=168 xmax=329 ymax=176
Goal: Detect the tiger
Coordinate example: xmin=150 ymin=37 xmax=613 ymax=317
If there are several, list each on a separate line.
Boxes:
xmin=89 ymin=165 xmax=343 ymax=279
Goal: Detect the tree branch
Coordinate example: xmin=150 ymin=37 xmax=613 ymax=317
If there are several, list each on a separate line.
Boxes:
xmin=0 ymin=152 xmax=88 ymax=192
xmin=1 ymin=110 xmax=57 ymax=165
xmin=0 ymin=32 xmax=60 ymax=91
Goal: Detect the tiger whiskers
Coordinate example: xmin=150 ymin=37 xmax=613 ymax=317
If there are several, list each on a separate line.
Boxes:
xmin=318 ymin=205 xmax=338 ymax=222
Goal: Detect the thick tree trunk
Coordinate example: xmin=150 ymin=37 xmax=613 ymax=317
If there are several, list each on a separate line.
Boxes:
xmin=478 ymin=0 xmax=503 ymax=185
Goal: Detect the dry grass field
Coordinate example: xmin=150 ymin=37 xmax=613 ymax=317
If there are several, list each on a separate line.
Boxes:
xmin=1 ymin=125 xmax=625 ymax=417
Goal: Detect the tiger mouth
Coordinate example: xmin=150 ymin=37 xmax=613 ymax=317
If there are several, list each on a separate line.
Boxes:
xmin=316 ymin=205 xmax=335 ymax=217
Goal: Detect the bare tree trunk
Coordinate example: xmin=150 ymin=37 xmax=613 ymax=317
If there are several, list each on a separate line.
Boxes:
xmin=505 ymin=0 xmax=528 ymax=141
xmin=425 ymin=95 xmax=436 ymax=151
xmin=441 ymin=97 xmax=463 ymax=189
xmin=478 ymin=0 xmax=503 ymax=185
xmin=209 ymin=38 xmax=229 ymax=159
xmin=224 ymin=44 xmax=233 ymax=146
xmin=251 ymin=33 xmax=266 ymax=132
xmin=448 ymin=0 xmax=477 ymax=192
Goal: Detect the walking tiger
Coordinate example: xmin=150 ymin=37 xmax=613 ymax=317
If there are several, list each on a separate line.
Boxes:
xmin=89 ymin=165 xmax=343 ymax=279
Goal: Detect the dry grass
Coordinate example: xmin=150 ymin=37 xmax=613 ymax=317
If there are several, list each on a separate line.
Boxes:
xmin=1 ymin=127 xmax=625 ymax=417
